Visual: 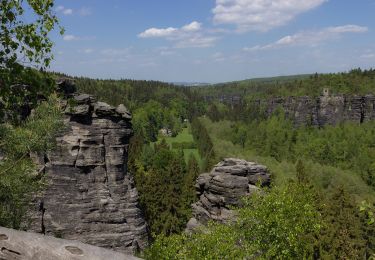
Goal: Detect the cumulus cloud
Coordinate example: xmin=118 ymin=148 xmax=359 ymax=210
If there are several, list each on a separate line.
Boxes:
xmin=213 ymin=0 xmax=327 ymax=32
xmin=138 ymin=27 xmax=178 ymax=38
xmin=138 ymin=21 xmax=217 ymax=48
xmin=63 ymin=34 xmax=79 ymax=41
xmin=56 ymin=5 xmax=92 ymax=16
xmin=181 ymin=21 xmax=202 ymax=32
xmin=243 ymin=25 xmax=368 ymax=51
xmin=56 ymin=5 xmax=73 ymax=15
xmin=63 ymin=35 xmax=96 ymax=41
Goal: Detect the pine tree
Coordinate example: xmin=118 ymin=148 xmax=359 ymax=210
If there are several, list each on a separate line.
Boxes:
xmin=180 ymin=155 xmax=200 ymax=220
xmin=318 ymin=186 xmax=366 ymax=259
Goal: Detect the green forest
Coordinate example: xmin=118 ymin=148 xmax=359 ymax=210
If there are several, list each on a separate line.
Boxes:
xmin=1 ymin=0 xmax=375 ymax=259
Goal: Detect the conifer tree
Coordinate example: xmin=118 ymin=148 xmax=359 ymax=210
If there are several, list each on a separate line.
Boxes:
xmin=318 ymin=187 xmax=366 ymax=259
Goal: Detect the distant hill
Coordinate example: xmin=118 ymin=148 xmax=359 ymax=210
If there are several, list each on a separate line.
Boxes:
xmin=194 ymin=69 xmax=375 ymax=99
xmin=225 ymin=74 xmax=312 ymax=85
xmin=173 ymin=82 xmax=211 ymax=87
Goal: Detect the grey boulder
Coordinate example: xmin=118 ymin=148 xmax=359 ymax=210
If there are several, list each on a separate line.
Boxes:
xmin=0 ymin=226 xmax=139 ymax=260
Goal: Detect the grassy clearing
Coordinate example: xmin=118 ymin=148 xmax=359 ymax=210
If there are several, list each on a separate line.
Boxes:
xmin=199 ymin=117 xmax=375 ymax=202
xmin=157 ymin=125 xmax=203 ymax=166
xmin=162 ymin=127 xmax=195 ymax=145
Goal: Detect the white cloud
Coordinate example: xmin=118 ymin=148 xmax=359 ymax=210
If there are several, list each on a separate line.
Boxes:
xmin=63 ymin=34 xmax=79 ymax=41
xmin=63 ymin=35 xmax=96 ymax=41
xmin=243 ymin=25 xmax=368 ymax=51
xmin=56 ymin=6 xmax=64 ymax=12
xmin=56 ymin=6 xmax=92 ymax=16
xmin=56 ymin=5 xmax=73 ymax=15
xmin=138 ymin=21 xmax=217 ymax=48
xmin=62 ymin=8 xmax=73 ymax=15
xmin=182 ymin=21 xmax=202 ymax=32
xmin=213 ymin=0 xmax=327 ymax=32
xmin=138 ymin=27 xmax=178 ymax=38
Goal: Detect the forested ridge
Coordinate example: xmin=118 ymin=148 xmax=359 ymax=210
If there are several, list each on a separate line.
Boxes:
xmin=1 ymin=0 xmax=375 ymax=258
xmin=3 ymin=65 xmax=375 ymax=258
xmin=197 ymin=68 xmax=375 ymax=99
xmin=47 ymin=71 xmax=375 ymax=259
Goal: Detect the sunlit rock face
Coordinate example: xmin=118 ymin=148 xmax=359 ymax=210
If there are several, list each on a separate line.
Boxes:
xmin=0 ymin=226 xmax=140 ymax=260
xmin=187 ymin=158 xmax=270 ymax=231
xmin=204 ymin=91 xmax=375 ymax=127
xmin=261 ymin=93 xmax=373 ymax=127
xmin=28 ymin=81 xmax=148 ymax=255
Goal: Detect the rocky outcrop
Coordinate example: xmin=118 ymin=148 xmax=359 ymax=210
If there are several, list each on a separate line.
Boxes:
xmin=0 ymin=226 xmax=139 ymax=260
xmin=187 ymin=158 xmax=270 ymax=231
xmin=259 ymin=92 xmax=374 ymax=126
xmin=205 ymin=91 xmax=375 ymax=127
xmin=27 ymin=80 xmax=148 ymax=254
xmin=256 ymin=93 xmax=375 ymax=126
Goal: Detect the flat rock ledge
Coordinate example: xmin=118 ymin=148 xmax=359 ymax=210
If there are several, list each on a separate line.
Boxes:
xmin=187 ymin=158 xmax=271 ymax=232
xmin=0 ymin=226 xmax=140 ymax=260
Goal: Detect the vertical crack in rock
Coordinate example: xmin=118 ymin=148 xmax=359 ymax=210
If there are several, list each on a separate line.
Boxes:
xmin=360 ymin=97 xmax=365 ymax=123
xmin=102 ymin=134 xmax=110 ymax=197
xmin=39 ymin=200 xmax=46 ymax=235
xmin=27 ymin=81 xmax=148 ymax=255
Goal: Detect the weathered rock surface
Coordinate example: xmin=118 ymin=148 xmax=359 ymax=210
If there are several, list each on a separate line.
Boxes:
xmin=204 ymin=90 xmax=375 ymax=127
xmin=187 ymin=158 xmax=270 ymax=231
xmin=0 ymin=226 xmax=139 ymax=260
xmin=260 ymin=92 xmax=373 ymax=127
xmin=27 ymin=81 xmax=148 ymax=254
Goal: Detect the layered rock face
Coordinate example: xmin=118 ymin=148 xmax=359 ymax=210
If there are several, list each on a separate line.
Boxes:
xmin=261 ymin=93 xmax=375 ymax=126
xmin=28 ymin=83 xmax=148 ymax=254
xmin=205 ymin=91 xmax=375 ymax=127
xmin=187 ymin=158 xmax=270 ymax=231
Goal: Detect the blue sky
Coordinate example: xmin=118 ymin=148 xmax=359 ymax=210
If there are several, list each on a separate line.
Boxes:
xmin=49 ymin=0 xmax=375 ymax=83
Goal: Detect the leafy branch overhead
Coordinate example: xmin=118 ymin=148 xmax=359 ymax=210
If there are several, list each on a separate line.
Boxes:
xmin=0 ymin=0 xmax=63 ymax=69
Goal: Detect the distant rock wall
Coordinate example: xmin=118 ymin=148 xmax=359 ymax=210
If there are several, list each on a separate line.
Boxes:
xmin=28 ymin=81 xmax=148 ymax=254
xmin=258 ymin=92 xmax=375 ymax=126
xmin=187 ymin=158 xmax=270 ymax=231
xmin=205 ymin=91 xmax=375 ymax=126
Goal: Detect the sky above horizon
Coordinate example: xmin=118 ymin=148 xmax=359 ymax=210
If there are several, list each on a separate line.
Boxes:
xmin=49 ymin=0 xmax=375 ymax=83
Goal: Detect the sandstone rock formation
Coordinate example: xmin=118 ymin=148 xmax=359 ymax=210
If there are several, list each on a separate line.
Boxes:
xmin=261 ymin=92 xmax=375 ymax=127
xmin=187 ymin=158 xmax=270 ymax=231
xmin=27 ymin=80 xmax=148 ymax=254
xmin=204 ymin=91 xmax=375 ymax=127
xmin=0 ymin=226 xmax=139 ymax=260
